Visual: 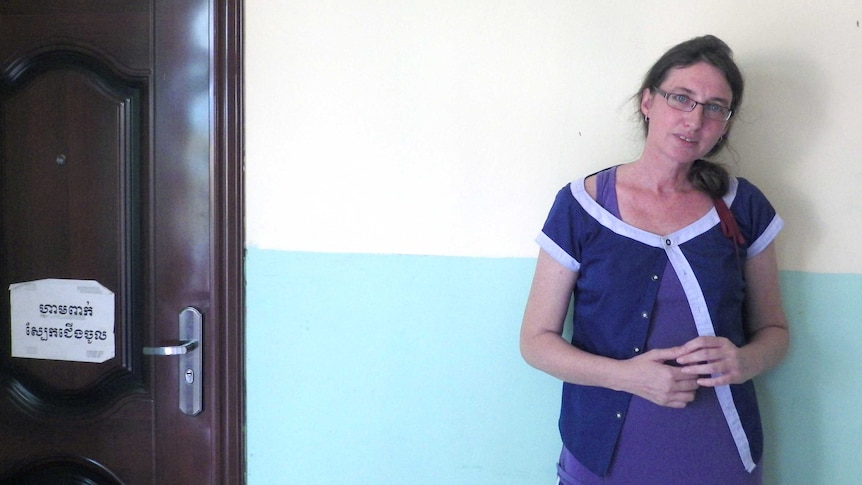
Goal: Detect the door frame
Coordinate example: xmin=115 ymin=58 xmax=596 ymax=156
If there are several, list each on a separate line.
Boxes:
xmin=208 ymin=0 xmax=245 ymax=481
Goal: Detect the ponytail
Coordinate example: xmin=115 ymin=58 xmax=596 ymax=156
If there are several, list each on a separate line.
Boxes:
xmin=688 ymin=159 xmax=729 ymax=198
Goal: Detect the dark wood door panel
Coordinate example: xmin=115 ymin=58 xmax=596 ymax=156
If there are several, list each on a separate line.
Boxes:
xmin=0 ymin=50 xmax=148 ymax=417
xmin=0 ymin=4 xmax=154 ymax=482
xmin=0 ymin=1 xmax=243 ymax=482
xmin=0 ymin=1 xmax=150 ymax=71
xmin=0 ymin=400 xmax=152 ymax=483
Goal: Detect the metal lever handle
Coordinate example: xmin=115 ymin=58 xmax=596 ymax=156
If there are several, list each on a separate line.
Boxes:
xmin=142 ymin=307 xmax=203 ymax=416
xmin=143 ymin=340 xmax=198 ymax=355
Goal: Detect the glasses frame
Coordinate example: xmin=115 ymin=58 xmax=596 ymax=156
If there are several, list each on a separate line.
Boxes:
xmin=652 ymin=86 xmax=733 ymax=122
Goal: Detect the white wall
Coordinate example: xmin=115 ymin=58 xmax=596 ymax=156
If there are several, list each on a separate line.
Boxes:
xmin=245 ymin=2 xmax=862 ymax=482
xmin=247 ymin=0 xmax=862 ymax=273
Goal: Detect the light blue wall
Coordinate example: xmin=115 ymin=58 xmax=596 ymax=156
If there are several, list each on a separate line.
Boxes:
xmin=246 ymin=249 xmax=862 ymax=484
xmin=758 ymin=271 xmax=862 ymax=484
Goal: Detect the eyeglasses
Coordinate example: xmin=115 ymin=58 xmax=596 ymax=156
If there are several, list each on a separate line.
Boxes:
xmin=652 ymin=87 xmax=732 ymax=122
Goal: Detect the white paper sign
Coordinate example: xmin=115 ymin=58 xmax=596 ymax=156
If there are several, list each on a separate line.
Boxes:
xmin=9 ymin=279 xmax=115 ymax=363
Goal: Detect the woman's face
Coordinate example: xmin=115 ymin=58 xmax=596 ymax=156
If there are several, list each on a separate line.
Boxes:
xmin=640 ymin=62 xmax=733 ymax=165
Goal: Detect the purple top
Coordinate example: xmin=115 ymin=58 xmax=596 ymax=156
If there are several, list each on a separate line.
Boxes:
xmin=557 ymin=166 xmax=762 ymax=484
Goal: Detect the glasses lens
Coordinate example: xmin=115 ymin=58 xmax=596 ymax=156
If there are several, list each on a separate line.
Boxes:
xmin=703 ymin=105 xmax=731 ymax=121
xmin=666 ymin=93 xmax=692 ymax=111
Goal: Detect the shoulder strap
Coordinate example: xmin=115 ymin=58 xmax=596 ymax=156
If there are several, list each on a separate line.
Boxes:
xmin=714 ymin=197 xmax=746 ymax=245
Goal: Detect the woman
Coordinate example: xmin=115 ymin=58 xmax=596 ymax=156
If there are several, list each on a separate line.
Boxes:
xmin=520 ymin=35 xmax=789 ymax=484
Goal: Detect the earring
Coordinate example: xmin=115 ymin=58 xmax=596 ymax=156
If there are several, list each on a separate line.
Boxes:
xmin=644 ymin=115 xmax=650 ymax=122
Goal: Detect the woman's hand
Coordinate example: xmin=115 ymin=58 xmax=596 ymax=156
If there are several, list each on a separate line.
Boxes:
xmin=619 ymin=347 xmax=700 ymax=408
xmin=674 ymin=336 xmax=750 ymax=386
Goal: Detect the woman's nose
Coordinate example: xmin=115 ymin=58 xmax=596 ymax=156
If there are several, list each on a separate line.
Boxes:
xmin=683 ymin=105 xmax=706 ymax=127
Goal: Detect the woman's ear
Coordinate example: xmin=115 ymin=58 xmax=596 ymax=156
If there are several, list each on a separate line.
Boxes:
xmin=640 ymin=87 xmax=653 ymax=119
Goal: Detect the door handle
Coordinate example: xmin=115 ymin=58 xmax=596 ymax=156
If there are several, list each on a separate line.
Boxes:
xmin=142 ymin=307 xmax=203 ymax=416
xmin=143 ymin=340 xmax=197 ymax=355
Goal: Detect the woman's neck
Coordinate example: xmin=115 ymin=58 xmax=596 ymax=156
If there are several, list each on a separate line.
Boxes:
xmin=621 ymin=157 xmax=696 ymax=195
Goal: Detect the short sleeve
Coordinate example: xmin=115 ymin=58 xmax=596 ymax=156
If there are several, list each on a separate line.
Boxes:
xmin=731 ymin=178 xmax=784 ymax=258
xmin=536 ymin=184 xmax=581 ymax=272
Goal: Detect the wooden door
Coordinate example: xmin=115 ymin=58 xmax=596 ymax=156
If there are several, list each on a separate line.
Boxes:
xmin=0 ymin=1 xmax=244 ymax=483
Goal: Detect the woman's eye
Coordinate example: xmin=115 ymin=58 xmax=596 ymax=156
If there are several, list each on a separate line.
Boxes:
xmin=706 ymin=104 xmax=723 ymax=113
xmin=672 ymin=94 xmax=690 ymax=103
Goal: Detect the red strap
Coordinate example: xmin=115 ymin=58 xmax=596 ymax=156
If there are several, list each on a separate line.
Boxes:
xmin=713 ymin=197 xmax=746 ymax=245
